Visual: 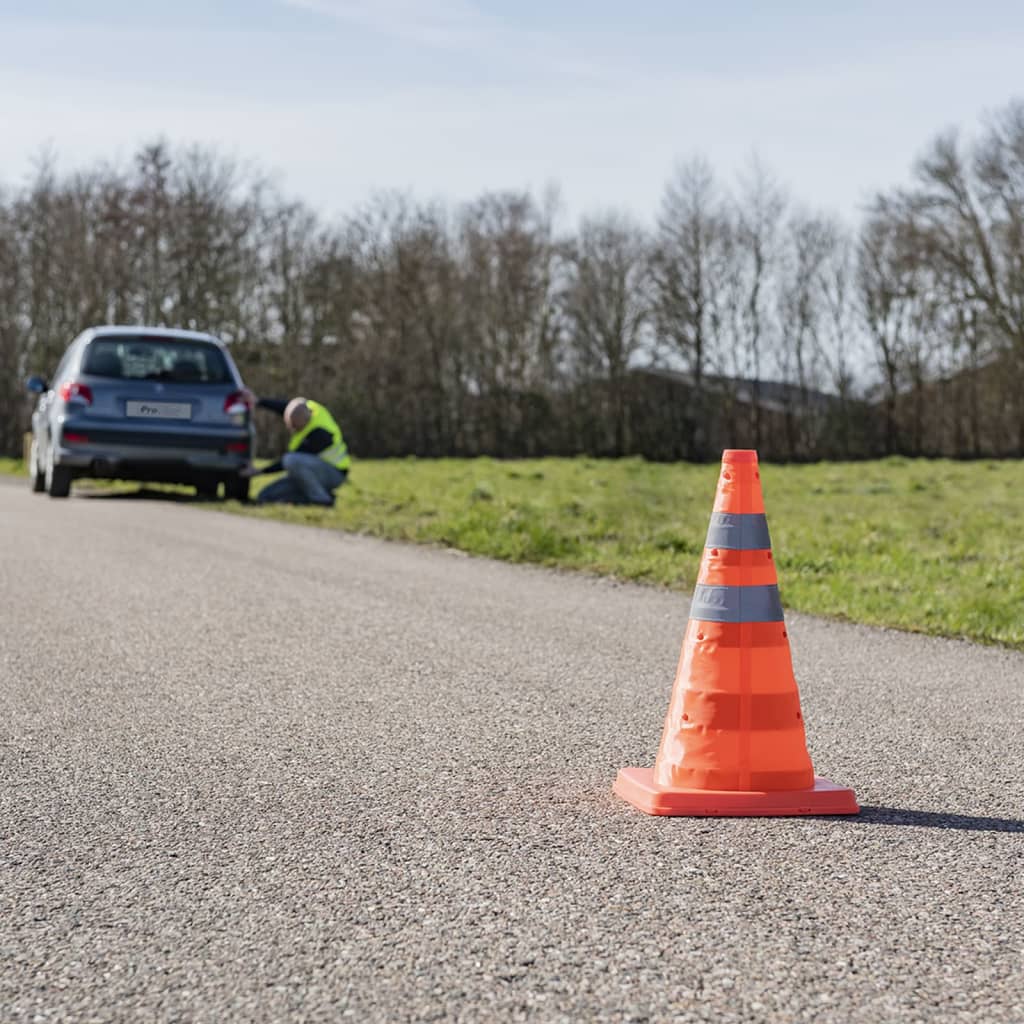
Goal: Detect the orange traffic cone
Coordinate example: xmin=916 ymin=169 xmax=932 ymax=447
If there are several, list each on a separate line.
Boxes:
xmin=614 ymin=449 xmax=858 ymax=816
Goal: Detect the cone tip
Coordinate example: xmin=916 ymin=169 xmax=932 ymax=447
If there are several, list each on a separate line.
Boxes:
xmin=721 ymin=449 xmax=759 ymax=465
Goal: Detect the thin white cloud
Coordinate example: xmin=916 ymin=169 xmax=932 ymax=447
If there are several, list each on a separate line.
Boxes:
xmin=283 ymin=0 xmax=497 ymax=49
xmin=279 ymin=0 xmax=607 ymax=81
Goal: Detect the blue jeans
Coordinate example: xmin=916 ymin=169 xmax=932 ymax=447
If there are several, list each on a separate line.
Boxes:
xmin=257 ymin=453 xmax=348 ymax=506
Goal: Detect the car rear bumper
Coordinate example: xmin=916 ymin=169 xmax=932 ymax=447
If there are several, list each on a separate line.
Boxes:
xmin=54 ymin=422 xmax=253 ymax=477
xmin=57 ymin=448 xmax=247 ymax=471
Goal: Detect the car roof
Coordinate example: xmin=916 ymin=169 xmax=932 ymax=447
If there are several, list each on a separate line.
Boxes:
xmin=80 ymin=326 xmax=227 ymax=347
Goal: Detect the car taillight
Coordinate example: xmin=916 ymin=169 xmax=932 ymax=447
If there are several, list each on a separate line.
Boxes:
xmin=64 ymin=432 xmax=89 ymax=444
xmin=59 ymin=381 xmax=93 ymax=405
xmin=226 ymin=441 xmax=249 ymax=453
xmin=224 ymin=391 xmax=252 ymax=415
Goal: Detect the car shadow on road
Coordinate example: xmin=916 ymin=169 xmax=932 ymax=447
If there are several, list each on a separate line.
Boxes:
xmin=851 ymin=805 xmax=1024 ymax=833
xmin=77 ymin=487 xmax=205 ymax=503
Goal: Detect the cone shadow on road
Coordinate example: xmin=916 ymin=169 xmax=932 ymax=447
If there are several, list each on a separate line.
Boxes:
xmin=846 ymin=806 xmax=1024 ymax=833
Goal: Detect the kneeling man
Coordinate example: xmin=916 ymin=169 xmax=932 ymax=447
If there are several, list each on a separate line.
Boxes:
xmin=243 ymin=394 xmax=350 ymax=506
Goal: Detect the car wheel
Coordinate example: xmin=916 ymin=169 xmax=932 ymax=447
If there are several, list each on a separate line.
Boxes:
xmin=29 ymin=439 xmax=46 ymax=493
xmin=224 ymin=474 xmax=250 ymax=502
xmin=45 ymin=449 xmax=72 ymax=498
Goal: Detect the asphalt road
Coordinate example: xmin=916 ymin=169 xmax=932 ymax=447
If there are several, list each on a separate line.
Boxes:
xmin=1 ymin=480 xmax=1022 ymax=1024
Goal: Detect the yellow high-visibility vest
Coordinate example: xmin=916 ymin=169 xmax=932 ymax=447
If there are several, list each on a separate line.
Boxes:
xmin=288 ymin=400 xmax=351 ymax=470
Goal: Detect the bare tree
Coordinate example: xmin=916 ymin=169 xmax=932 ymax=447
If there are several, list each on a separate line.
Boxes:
xmin=858 ymin=203 xmax=941 ymax=453
xmin=132 ymin=142 xmax=173 ymax=325
xmin=0 ymin=194 xmax=26 ymax=455
xmin=905 ymin=105 xmax=1024 ymax=451
xmin=814 ymin=220 xmax=864 ymax=456
xmin=727 ymin=158 xmax=787 ymax=447
xmin=652 ymin=158 xmax=734 ymax=456
xmin=457 ymin=190 xmax=564 ymax=455
xmin=564 ymin=211 xmax=651 ymax=452
xmin=652 ymin=158 xmax=731 ymax=387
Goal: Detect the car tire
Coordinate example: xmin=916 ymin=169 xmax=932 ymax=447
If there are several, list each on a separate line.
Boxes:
xmin=29 ymin=439 xmax=46 ymax=493
xmin=224 ymin=474 xmax=250 ymax=502
xmin=46 ymin=461 xmax=72 ymax=498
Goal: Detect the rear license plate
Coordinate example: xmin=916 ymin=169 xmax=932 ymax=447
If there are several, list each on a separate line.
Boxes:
xmin=125 ymin=400 xmax=192 ymax=420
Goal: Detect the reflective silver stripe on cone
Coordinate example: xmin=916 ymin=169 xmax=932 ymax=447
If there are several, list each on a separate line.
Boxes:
xmin=705 ymin=512 xmax=772 ymax=551
xmin=690 ymin=584 xmax=785 ymax=623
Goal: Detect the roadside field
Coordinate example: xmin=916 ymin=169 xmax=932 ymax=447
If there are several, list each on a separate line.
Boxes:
xmin=3 ymin=455 xmax=1021 ymax=648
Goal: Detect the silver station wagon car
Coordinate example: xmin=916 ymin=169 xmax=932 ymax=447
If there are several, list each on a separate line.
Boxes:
xmin=26 ymin=326 xmax=255 ymax=499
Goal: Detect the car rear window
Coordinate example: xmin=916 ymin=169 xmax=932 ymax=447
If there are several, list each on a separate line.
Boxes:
xmin=83 ymin=337 xmax=232 ymax=384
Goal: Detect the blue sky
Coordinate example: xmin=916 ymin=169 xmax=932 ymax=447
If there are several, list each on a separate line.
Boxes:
xmin=1 ymin=1 xmax=1022 ymax=223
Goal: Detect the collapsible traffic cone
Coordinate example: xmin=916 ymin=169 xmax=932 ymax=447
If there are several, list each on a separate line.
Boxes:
xmin=614 ymin=449 xmax=858 ymax=816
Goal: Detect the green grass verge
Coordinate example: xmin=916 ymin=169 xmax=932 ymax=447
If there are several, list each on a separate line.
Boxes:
xmin=3 ymin=455 xmax=1022 ymax=648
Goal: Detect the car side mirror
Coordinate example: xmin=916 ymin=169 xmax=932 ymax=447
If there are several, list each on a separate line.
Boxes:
xmin=26 ymin=375 xmax=48 ymax=394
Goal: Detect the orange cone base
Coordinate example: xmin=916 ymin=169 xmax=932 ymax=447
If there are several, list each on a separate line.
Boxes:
xmin=614 ymin=767 xmax=859 ymax=817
